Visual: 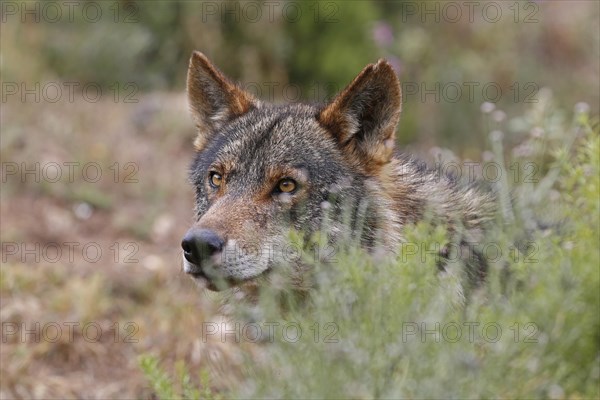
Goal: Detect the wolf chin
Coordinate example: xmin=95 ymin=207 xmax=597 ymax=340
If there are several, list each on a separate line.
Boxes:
xmin=181 ymin=51 xmax=495 ymax=292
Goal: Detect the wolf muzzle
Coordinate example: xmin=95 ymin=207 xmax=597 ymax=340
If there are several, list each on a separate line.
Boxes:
xmin=181 ymin=228 xmax=224 ymax=276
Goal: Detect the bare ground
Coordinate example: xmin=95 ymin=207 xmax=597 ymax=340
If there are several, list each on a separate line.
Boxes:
xmin=1 ymin=93 xmax=245 ymax=398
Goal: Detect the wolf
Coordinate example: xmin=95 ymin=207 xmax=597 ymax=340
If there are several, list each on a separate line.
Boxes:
xmin=181 ymin=51 xmax=496 ymax=292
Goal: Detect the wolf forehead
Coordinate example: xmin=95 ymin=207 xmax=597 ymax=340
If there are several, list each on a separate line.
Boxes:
xmin=189 ymin=103 xmax=346 ymax=184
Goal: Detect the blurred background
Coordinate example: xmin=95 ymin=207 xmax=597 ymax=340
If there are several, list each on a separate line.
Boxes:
xmin=1 ymin=1 xmax=599 ymax=398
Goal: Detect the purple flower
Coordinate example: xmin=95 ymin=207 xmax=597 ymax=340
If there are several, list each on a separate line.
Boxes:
xmin=373 ymin=22 xmax=394 ymax=48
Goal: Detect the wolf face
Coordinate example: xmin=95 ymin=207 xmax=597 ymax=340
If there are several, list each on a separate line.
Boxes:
xmin=182 ymin=51 xmax=403 ymax=290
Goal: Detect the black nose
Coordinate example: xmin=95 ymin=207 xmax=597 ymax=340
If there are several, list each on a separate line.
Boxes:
xmin=181 ymin=228 xmax=225 ymax=265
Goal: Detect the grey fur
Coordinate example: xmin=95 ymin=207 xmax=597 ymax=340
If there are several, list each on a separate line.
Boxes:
xmin=183 ymin=52 xmax=496 ymax=291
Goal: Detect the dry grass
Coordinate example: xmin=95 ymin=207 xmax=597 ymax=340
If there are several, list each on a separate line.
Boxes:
xmin=1 ymin=94 xmax=249 ymax=398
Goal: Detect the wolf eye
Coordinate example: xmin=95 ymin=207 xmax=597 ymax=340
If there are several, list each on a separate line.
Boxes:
xmin=209 ymin=172 xmax=222 ymax=188
xmin=276 ymin=178 xmax=297 ymax=194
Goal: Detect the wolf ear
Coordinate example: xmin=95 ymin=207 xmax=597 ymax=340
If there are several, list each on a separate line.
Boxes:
xmin=187 ymin=51 xmax=257 ymax=150
xmin=318 ymin=60 xmax=402 ymax=170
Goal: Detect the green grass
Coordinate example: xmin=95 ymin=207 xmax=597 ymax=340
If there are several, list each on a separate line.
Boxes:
xmin=140 ymin=355 xmax=223 ymax=400
xmin=140 ymin=105 xmax=599 ymax=398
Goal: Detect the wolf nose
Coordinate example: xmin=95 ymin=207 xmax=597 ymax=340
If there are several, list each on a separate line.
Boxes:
xmin=181 ymin=228 xmax=225 ymax=265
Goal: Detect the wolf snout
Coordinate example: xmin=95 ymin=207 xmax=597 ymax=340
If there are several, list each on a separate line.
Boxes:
xmin=181 ymin=228 xmax=225 ymax=268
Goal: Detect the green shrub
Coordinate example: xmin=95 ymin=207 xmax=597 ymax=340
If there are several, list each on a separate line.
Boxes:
xmin=141 ymin=105 xmax=598 ymax=399
xmin=139 ymin=355 xmax=222 ymax=400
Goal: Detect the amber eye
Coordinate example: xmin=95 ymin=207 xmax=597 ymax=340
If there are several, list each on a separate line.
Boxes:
xmin=277 ymin=178 xmax=297 ymax=194
xmin=209 ymin=172 xmax=222 ymax=188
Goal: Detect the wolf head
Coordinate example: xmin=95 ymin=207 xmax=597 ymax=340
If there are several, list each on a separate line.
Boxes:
xmin=182 ymin=51 xmax=402 ymax=291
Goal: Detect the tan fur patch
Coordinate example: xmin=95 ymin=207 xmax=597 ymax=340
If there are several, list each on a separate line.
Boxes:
xmin=317 ymin=59 xmax=402 ymax=176
xmin=187 ymin=51 xmax=256 ymax=151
